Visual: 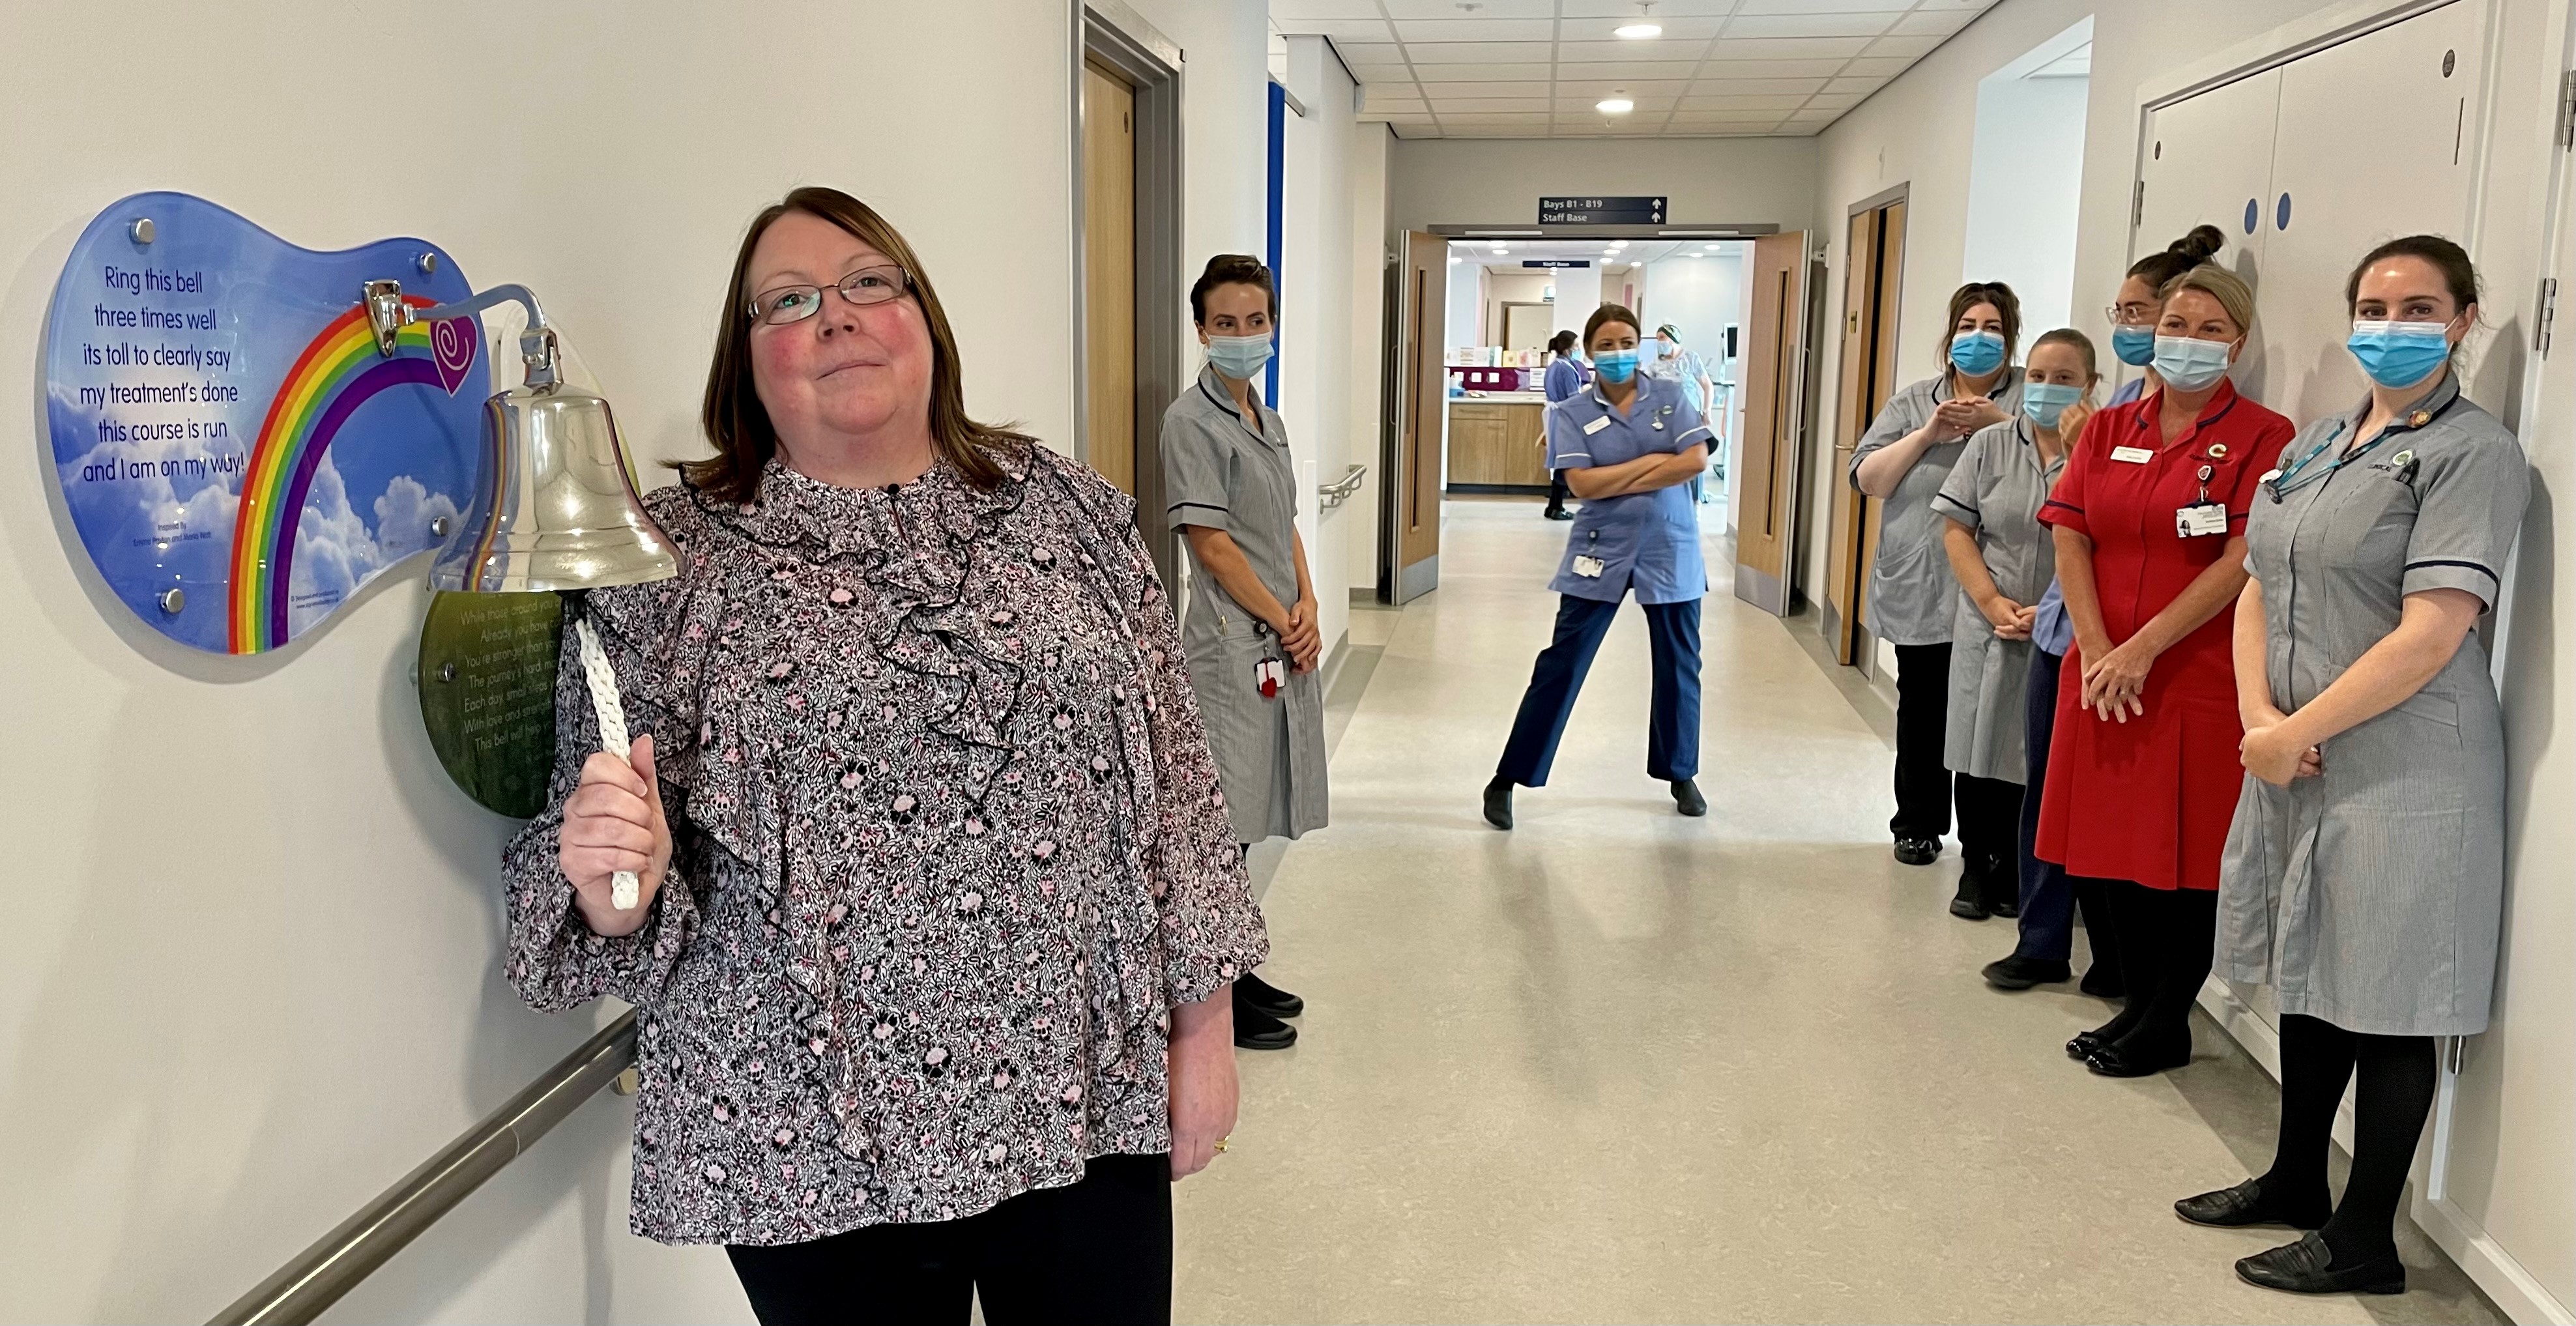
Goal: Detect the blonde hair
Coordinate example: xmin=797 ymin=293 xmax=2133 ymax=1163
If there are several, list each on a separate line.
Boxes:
xmin=2158 ymin=263 xmax=2256 ymax=338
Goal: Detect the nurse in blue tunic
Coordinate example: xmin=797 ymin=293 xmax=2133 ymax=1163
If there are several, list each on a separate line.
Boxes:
xmin=1484 ymin=304 xmax=1713 ymax=828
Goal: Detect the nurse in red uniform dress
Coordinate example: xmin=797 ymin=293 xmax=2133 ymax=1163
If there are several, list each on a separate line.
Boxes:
xmin=2036 ymin=264 xmax=2293 ymax=1078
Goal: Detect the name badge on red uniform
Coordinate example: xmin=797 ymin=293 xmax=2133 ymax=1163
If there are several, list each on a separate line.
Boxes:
xmin=2176 ymin=502 xmax=2227 ymax=537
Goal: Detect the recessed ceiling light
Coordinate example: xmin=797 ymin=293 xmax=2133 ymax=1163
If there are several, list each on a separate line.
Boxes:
xmin=1597 ymin=98 xmax=1635 ymax=114
xmin=1614 ymin=22 xmax=1660 ymax=38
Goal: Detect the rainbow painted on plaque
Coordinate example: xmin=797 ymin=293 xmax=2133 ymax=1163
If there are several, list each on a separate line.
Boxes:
xmin=226 ymin=302 xmax=480 ymax=653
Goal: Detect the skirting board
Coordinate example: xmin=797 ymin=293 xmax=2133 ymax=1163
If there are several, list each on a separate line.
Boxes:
xmin=2197 ymin=978 xmax=2572 ymax=1324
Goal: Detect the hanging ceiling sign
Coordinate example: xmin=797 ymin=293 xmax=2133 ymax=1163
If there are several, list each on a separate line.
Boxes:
xmin=43 ymin=192 xmax=487 ymax=654
xmin=1523 ymin=259 xmax=1591 ymax=268
xmin=1539 ymin=195 xmax=1667 ymax=225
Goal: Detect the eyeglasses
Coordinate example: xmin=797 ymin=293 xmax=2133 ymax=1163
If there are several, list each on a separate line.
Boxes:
xmin=747 ymin=265 xmax=912 ymax=325
xmin=2105 ymin=302 xmax=2158 ymax=325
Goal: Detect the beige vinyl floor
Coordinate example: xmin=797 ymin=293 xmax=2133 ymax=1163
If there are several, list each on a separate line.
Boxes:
xmin=1172 ymin=497 xmax=2500 ymax=1325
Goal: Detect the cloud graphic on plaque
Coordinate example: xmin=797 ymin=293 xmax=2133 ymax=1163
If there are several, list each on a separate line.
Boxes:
xmin=42 ymin=192 xmax=487 ymax=654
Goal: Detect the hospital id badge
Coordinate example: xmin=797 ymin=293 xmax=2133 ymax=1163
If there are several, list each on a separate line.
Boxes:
xmin=2175 ymin=501 xmax=2227 ymax=537
xmin=1571 ymin=555 xmax=1607 ymax=578
xmin=1255 ymin=657 xmax=1285 ymax=698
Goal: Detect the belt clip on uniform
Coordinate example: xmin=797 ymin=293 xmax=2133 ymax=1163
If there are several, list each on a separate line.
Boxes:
xmin=1254 ymin=622 xmax=1285 ymax=699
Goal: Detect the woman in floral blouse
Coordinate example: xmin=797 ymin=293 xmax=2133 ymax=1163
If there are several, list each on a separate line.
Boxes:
xmin=502 ymin=186 xmax=1267 ymax=1325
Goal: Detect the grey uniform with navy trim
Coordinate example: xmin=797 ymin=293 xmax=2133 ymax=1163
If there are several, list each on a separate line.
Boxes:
xmin=1930 ymin=415 xmax=2063 ymax=783
xmin=1848 ymin=369 xmax=2026 ymax=645
xmin=2217 ymin=375 xmax=2529 ymax=1036
xmin=1160 ymin=365 xmax=1329 ymax=844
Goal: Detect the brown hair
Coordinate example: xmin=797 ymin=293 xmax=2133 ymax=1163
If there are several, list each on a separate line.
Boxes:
xmin=2127 ymin=225 xmax=2225 ymax=292
xmin=686 ymin=186 xmax=1029 ymax=502
xmin=2159 ymin=263 xmax=2257 ymax=338
xmin=1191 ymin=254 xmax=1278 ymax=324
xmin=2345 ymin=234 xmax=2480 ymax=313
xmin=2028 ymin=327 xmax=2098 ymax=379
xmin=1937 ymin=281 xmax=2022 ymax=370
xmin=1583 ymin=303 xmax=1642 ymax=351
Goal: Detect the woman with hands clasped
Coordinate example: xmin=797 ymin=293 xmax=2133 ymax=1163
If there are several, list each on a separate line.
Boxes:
xmin=1162 ymin=253 xmax=1330 ymax=1052
xmin=1851 ymin=281 xmax=2024 ymax=876
xmin=2036 ymin=263 xmax=2293 ymax=1078
xmin=521 ymin=188 xmax=1265 ymax=1325
xmin=2179 ymin=237 xmax=2527 ymax=1298
xmin=1927 ymin=329 xmax=2096 ymax=921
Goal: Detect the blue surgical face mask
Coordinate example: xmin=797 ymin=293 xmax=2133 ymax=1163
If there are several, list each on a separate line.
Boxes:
xmin=1205 ymin=333 xmax=1274 ymax=381
xmin=2111 ymin=324 xmax=2158 ymax=367
xmin=2151 ymin=334 xmax=2235 ymax=392
xmin=2021 ymin=381 xmax=2084 ymax=429
xmin=1949 ymin=328 xmax=2006 ymax=376
xmin=1594 ymin=349 xmax=1640 ymax=384
xmin=2347 ymin=319 xmax=2453 ymax=389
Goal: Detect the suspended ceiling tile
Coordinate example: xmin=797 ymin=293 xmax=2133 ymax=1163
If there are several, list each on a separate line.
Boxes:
xmin=1701 ymin=36 xmax=1874 ymax=60
xmin=1685 ymin=76 xmax=1830 ymax=94
xmin=1837 ymin=55 xmax=1915 ymax=76
xmin=1392 ymin=18 xmax=1559 ymax=41
xmin=1273 ymin=17 xmax=1398 ymax=40
xmin=1559 ymin=16 xmax=1730 ymax=40
xmin=1363 ymin=94 xmax=1432 ymax=111
xmin=1554 ymin=95 xmax=1681 ymax=111
xmin=1917 ymin=0 xmax=1997 ymax=9
xmin=1404 ymin=41 xmax=1557 ymax=63
xmin=1268 ymin=0 xmax=1391 ymax=18
xmin=1553 ymin=59 xmax=1711 ymax=78
xmin=1826 ymin=74 xmax=1890 ymax=94
xmin=1442 ymin=125 xmax=1552 ymax=137
xmin=1551 ymin=78 xmax=1694 ymax=94
xmin=1334 ymin=42 xmax=1410 ymax=65
xmin=1722 ymin=11 xmax=1903 ymax=38
xmin=1677 ymin=93 xmax=1815 ymax=110
xmin=1432 ymin=97 xmax=1556 ymax=111
xmin=1734 ymin=0 xmax=1913 ymax=11
xmin=1892 ymin=8 xmax=1977 ymax=35
xmin=1411 ymin=62 xmax=1556 ymax=79
xmin=1441 ymin=111 xmax=1559 ymax=123
xmin=1696 ymin=58 xmax=1852 ymax=78
xmin=1560 ymin=0 xmax=1740 ymax=14
xmin=1417 ymin=79 xmax=1556 ymax=97
xmin=1375 ymin=0 xmax=1556 ymax=17
xmin=1863 ymin=33 xmax=1946 ymax=57
xmin=1801 ymin=91 xmax=1866 ymax=109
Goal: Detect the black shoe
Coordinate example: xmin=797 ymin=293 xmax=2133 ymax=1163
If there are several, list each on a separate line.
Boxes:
xmin=2065 ymin=1024 xmax=2120 ymax=1060
xmin=1236 ymin=971 xmax=1303 ymax=1020
xmin=1893 ymin=837 xmax=1940 ymax=866
xmin=2086 ymin=1036 xmax=2192 ymax=1078
xmin=1234 ymin=1004 xmax=1299 ymax=1050
xmin=1543 ymin=508 xmax=1574 ymax=521
xmin=2079 ymin=966 xmax=2126 ymax=999
xmin=2235 ymin=1233 xmax=2406 ymax=1296
xmin=1949 ymin=874 xmax=1990 ymax=921
xmin=1986 ymin=894 xmax=2020 ymax=919
xmin=1982 ymin=954 xmax=2071 ymax=990
xmin=2176 ymin=1179 xmax=2330 ymax=1231
xmin=1670 ymin=778 xmax=1707 ymax=817
xmin=1483 ymin=776 xmax=1514 ymax=830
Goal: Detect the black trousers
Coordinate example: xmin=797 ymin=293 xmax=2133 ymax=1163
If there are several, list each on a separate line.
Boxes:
xmin=2096 ymin=881 xmax=2218 ymax=1054
xmin=726 ymin=1154 xmax=1172 ymax=1326
xmin=1545 ymin=469 xmax=1571 ymax=515
xmin=1890 ymin=642 xmax=1953 ymax=841
xmin=2263 ymin=1015 xmax=2438 ymax=1263
xmin=1952 ymin=773 xmax=2022 ymax=897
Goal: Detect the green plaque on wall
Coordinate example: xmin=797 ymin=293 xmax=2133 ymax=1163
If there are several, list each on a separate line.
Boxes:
xmin=418 ymin=590 xmax=563 ymax=818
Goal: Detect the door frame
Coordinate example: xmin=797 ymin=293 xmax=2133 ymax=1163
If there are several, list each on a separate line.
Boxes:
xmin=1822 ymin=182 xmax=1909 ymax=669
xmin=1073 ymin=1 xmax=1185 ymax=586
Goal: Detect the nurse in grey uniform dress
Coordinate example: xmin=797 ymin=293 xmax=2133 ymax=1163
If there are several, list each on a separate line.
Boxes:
xmin=1162 ymin=254 xmax=1328 ymax=1050
xmin=1928 ymin=328 xmax=2092 ymax=921
xmin=1850 ymin=281 xmax=2023 ymax=880
xmin=2177 ymin=238 xmax=2528 ymax=1299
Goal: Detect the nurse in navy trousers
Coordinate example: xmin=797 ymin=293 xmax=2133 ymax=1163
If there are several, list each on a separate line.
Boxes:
xmin=1541 ymin=330 xmax=1586 ymax=521
xmin=1981 ymin=225 xmax=2223 ymax=992
xmin=1484 ymin=304 xmax=1712 ymax=828
xmin=1161 ymin=253 xmax=1327 ymax=1050
xmin=1849 ymin=282 xmax=2024 ymax=887
xmin=2177 ymin=237 xmax=2527 ymax=1297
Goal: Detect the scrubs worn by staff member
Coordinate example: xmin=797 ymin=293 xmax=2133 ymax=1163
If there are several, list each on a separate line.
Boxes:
xmin=1851 ymin=281 xmax=2025 ymax=879
xmin=1649 ymin=324 xmax=1717 ymax=504
xmin=1984 ymin=226 xmax=2221 ymax=993
xmin=1163 ymin=253 xmax=1327 ymax=1052
xmin=2040 ymin=262 xmax=2293 ymax=1079
xmin=1484 ymin=303 xmax=1712 ymax=829
xmin=2180 ymin=237 xmax=2528 ymax=1299
xmin=1542 ymin=330 xmax=1586 ymax=521
xmin=1929 ymin=329 xmax=2094 ymax=923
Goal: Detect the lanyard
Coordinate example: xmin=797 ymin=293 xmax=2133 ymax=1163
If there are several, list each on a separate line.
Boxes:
xmin=2265 ymin=393 xmax=2458 ymax=501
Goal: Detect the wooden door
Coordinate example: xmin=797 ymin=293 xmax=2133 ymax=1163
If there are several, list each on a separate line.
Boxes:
xmin=1731 ymin=231 xmax=1810 ymax=616
xmin=1823 ymin=199 xmax=1906 ymax=665
xmin=1081 ymin=61 xmax=1137 ymax=494
xmin=1390 ymin=231 xmax=1447 ymax=603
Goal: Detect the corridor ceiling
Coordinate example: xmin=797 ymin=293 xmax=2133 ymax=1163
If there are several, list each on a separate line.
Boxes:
xmin=1271 ymin=0 xmax=1998 ymax=139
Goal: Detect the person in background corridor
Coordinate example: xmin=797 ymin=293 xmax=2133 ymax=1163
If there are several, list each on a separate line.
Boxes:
xmin=2039 ymin=262 xmax=2293 ymax=1078
xmin=1649 ymin=324 xmax=1717 ymax=504
xmin=1485 ymin=304 xmax=1711 ymax=829
xmin=2180 ymin=237 xmax=2526 ymax=1297
xmin=1542 ymin=329 xmax=1586 ymax=521
xmin=1850 ymin=282 xmax=2025 ymax=882
xmin=1981 ymin=225 xmax=2222 ymax=992
xmin=1930 ymin=329 xmax=2096 ymax=921
xmin=1163 ymin=253 xmax=1329 ymax=1052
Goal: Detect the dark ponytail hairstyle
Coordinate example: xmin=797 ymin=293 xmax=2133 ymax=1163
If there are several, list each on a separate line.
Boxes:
xmin=1190 ymin=253 xmax=1277 ymax=325
xmin=2344 ymin=234 xmax=2480 ymax=313
xmin=2127 ymin=224 xmax=2227 ymax=293
xmin=1548 ymin=330 xmax=1578 ymax=357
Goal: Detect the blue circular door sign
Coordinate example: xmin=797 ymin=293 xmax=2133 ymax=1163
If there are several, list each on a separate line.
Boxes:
xmin=2244 ymin=198 xmax=2259 ymax=234
xmin=2277 ymin=192 xmax=2293 ymax=231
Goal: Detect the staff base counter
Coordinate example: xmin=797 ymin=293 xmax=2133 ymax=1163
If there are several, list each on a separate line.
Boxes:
xmin=1447 ymin=396 xmax=1552 ymax=492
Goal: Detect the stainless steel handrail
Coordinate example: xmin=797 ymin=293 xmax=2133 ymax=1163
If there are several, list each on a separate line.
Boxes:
xmin=208 ymin=1011 xmax=639 ymax=1326
xmin=1317 ymin=463 xmax=1368 ymax=511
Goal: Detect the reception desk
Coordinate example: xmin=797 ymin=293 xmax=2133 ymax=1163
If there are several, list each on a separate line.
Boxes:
xmin=1446 ymin=395 xmax=1553 ymax=492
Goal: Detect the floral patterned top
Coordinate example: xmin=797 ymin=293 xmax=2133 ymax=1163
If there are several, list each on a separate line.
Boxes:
xmin=501 ymin=446 xmax=1267 ymax=1247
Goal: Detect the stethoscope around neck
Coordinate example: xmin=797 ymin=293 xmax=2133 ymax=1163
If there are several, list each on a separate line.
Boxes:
xmin=2264 ymin=382 xmax=2457 ymax=502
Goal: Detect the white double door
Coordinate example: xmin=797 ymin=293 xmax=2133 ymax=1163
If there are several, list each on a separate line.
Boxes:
xmin=2132 ymin=0 xmax=2489 ymax=422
